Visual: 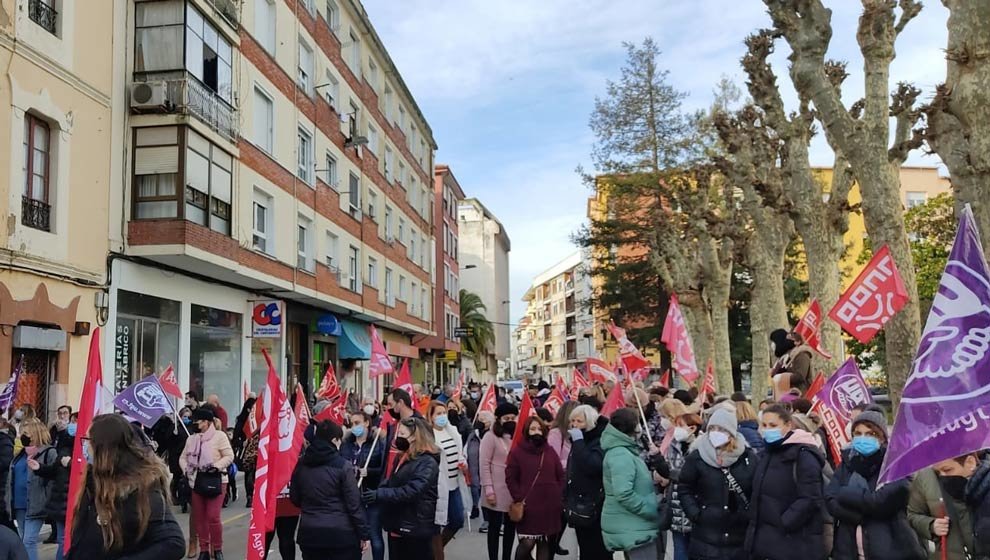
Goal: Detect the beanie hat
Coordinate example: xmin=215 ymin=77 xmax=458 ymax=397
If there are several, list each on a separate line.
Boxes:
xmin=191 ymin=407 xmax=215 ymax=423
xmin=851 ymin=409 xmax=889 ymax=440
xmin=494 ymin=402 xmax=519 ymax=418
xmin=707 ymin=406 xmax=738 ymax=435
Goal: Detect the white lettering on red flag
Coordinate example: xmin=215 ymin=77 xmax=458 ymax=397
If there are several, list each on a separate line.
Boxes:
xmin=605 ymin=321 xmax=651 ymax=373
xmin=828 ymin=245 xmax=909 ymax=344
xmin=795 ymin=299 xmax=833 ymax=359
xmin=585 ymin=358 xmax=618 ymax=384
xmin=661 ymin=294 xmax=700 ymax=383
xmin=368 ymin=325 xmax=394 ymax=378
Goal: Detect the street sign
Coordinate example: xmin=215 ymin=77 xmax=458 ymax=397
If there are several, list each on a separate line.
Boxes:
xmin=453 ymin=327 xmax=474 ymax=338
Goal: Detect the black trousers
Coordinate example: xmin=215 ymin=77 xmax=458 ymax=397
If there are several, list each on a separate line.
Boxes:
xmin=483 ymin=508 xmax=516 ymax=560
xmin=263 ymin=515 xmax=299 ymax=560
xmin=301 ymin=546 xmax=361 ymax=560
xmin=574 ymin=522 xmax=611 ymax=560
xmin=388 ymin=534 xmax=434 ymax=560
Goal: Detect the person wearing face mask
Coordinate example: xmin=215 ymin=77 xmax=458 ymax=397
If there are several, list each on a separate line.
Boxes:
xmin=824 ymin=411 xmax=923 ymax=560
xmin=545 ymin=400 xmax=577 ymax=557
xmin=11 ymin=419 xmax=55 ymax=560
xmin=361 ymin=401 xmax=381 ymax=427
xmin=745 ymin=404 xmax=827 ymax=560
xmin=428 ymin=401 xmax=466 ymax=559
xmin=36 ymin=416 xmax=73 ymax=560
xmin=179 ymin=407 xmax=235 ymax=560
xmin=505 ymin=416 xmax=565 ymax=560
xmin=662 ymin=412 xmax=702 ymax=560
xmin=577 ymin=386 xmax=606 ymax=411
xmin=384 ymin=389 xmax=423 ymax=480
xmin=677 ymin=407 xmax=757 ymax=560
xmin=565 ymin=404 xmax=610 ymax=560
xmin=908 ymin=453 xmax=980 ymax=560
xmin=363 ymin=417 xmax=440 ymax=560
xmin=466 ymin=411 xmax=494 ymax=525
xmin=340 ymin=411 xmax=386 ymax=560
xmin=480 ymin=403 xmax=519 ymax=560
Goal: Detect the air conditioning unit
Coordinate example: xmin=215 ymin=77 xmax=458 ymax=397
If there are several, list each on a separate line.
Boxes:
xmin=130 ymin=81 xmax=168 ymax=110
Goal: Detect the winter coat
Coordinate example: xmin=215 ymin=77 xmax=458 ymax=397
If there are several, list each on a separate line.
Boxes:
xmin=290 ymin=439 xmax=369 ymax=550
xmin=825 ymin=449 xmax=925 ymax=560
xmin=35 ymin=436 xmax=71 ymax=523
xmin=678 ymin=447 xmax=757 ymax=560
xmin=479 ymin=430 xmax=513 ymax=512
xmin=773 ymin=345 xmax=814 ymax=394
xmin=965 ymin=459 xmax=990 ymax=559
xmin=738 ymin=420 xmax=765 ymax=454
xmin=375 ymin=451 xmax=440 ymax=538
xmin=666 ymin=436 xmax=694 ymax=534
xmin=745 ymin=430 xmax=827 ymax=560
xmin=566 ymin=416 xmax=608 ymax=520
xmin=179 ymin=425 xmax=234 ymax=486
xmin=505 ymin=437 xmax=565 ymax=537
xmin=547 ymin=428 xmax=571 ymax=471
xmin=465 ymin=429 xmax=483 ymax=491
xmin=339 ymin=429 xmax=386 ymax=490
xmin=21 ymin=446 xmax=56 ymax=519
xmin=600 ymin=424 xmax=660 ymax=551
xmin=0 ymin=433 xmax=12 ymax=519
xmin=909 ymin=467 xmax=972 ymax=560
xmin=65 ymin=483 xmax=184 ymax=560
xmin=432 ymin=423 xmax=464 ymax=525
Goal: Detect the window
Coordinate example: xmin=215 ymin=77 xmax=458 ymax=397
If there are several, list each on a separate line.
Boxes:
xmin=185 ymin=5 xmax=232 ymax=103
xmin=384 ymin=146 xmax=393 ymax=181
xmin=298 ymin=39 xmax=314 ymax=94
xmin=410 ymin=281 xmax=419 ymax=313
xmin=398 ymin=218 xmax=406 ymax=244
xmin=385 ymin=205 xmax=393 ymax=239
xmin=300 ymin=0 xmax=315 ymax=15
xmin=397 ymin=162 xmax=406 ymax=185
xmin=367 ymin=191 xmax=377 ymax=220
xmin=906 ymin=191 xmax=927 ymax=209
xmin=409 ymin=236 xmax=416 ymax=263
xmin=421 ymin=288 xmax=428 ymax=319
xmin=367 ymin=124 xmax=378 ymax=155
xmin=253 ymin=87 xmax=274 ymax=153
xmin=398 ymin=105 xmax=406 ymax=130
xmin=323 ymin=70 xmax=339 ymax=109
xmin=444 ymin=263 xmax=451 ymax=296
xmin=325 ymin=231 xmax=339 ymax=270
xmin=326 ymin=0 xmax=340 ymax=32
xmin=420 ymin=235 xmax=427 ymax=267
xmin=297 ymin=217 xmax=313 ymax=271
xmin=185 ymin=130 xmax=232 ymax=234
xmin=297 ymin=127 xmax=313 ymax=184
xmin=133 ymin=127 xmax=179 ymax=220
xmin=252 ymin=189 xmax=273 ymax=254
xmin=254 ymin=0 xmax=276 ymax=53
xmin=367 ymin=58 xmax=378 ymax=91
xmin=134 ymin=2 xmax=184 ymax=72
xmin=367 ymin=257 xmax=378 ymax=288
xmin=399 ymin=275 xmax=407 ymax=301
xmin=385 ymin=268 xmax=394 ymax=305
xmin=348 ymin=30 xmax=361 ymax=76
xmin=22 ymin=114 xmax=51 ymax=231
xmin=383 ymin=86 xmax=393 ymax=123
xmin=324 ymin=152 xmax=338 ymax=188
xmin=348 ymin=246 xmax=360 ymax=291
xmin=347 ymin=172 xmax=361 ymax=214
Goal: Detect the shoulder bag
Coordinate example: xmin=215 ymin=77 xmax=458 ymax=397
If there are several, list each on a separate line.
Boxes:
xmin=192 ymin=436 xmax=223 ymax=498
xmin=509 ymin=451 xmax=545 ymax=523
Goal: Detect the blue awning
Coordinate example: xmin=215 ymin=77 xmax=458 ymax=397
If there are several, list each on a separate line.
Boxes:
xmin=339 ymin=319 xmax=371 ymax=360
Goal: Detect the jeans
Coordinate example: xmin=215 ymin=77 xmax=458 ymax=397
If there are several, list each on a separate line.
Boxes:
xmin=446 ymin=488 xmax=464 ymax=532
xmin=54 ymin=520 xmax=65 ymax=560
xmin=471 ymin=484 xmax=482 ymax=512
xmin=365 ymin=502 xmax=385 ymax=560
xmin=624 ymin=540 xmax=658 ymax=560
xmin=672 ymin=531 xmax=690 ymax=560
xmin=484 ymin=508 xmax=516 ymax=560
xmin=191 ymin=483 xmax=227 ymax=552
xmin=264 ymin=515 xmax=298 ymax=560
xmin=22 ymin=517 xmax=44 ymax=560
xmin=13 ymin=509 xmax=25 ymax=538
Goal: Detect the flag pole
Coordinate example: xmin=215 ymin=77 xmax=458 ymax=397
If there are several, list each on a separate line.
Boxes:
xmin=357 ymin=426 xmax=383 ymax=489
xmin=630 ymin=383 xmax=654 ymax=446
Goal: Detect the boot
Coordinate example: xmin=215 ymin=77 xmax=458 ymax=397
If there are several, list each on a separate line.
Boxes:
xmin=213 ymin=551 xmax=224 ymax=560
xmin=197 ymin=553 xmax=210 ymax=560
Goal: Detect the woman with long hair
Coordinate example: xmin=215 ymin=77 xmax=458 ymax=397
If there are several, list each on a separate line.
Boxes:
xmin=505 ymin=416 xmax=565 ymax=560
xmin=13 ymin=418 xmax=55 ymax=560
xmin=179 ymin=407 xmax=234 ymax=560
xmin=428 ymin=400 xmax=466 ymax=559
xmin=566 ymin=404 xmax=610 ymax=560
xmin=65 ymin=414 xmax=184 ymax=560
xmin=363 ymin=417 xmax=440 ymax=560
xmin=36 ymin=415 xmax=75 ymax=560
xmin=480 ymin=403 xmax=519 ymax=560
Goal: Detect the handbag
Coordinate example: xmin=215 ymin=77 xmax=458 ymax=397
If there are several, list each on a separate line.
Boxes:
xmin=565 ymin=488 xmax=601 ymax=528
xmin=191 ymin=436 xmax=224 ymax=498
xmin=509 ymin=451 xmax=545 ymax=523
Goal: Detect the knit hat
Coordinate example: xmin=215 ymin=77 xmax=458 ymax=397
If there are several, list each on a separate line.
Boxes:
xmin=851 ymin=409 xmax=889 ymax=440
xmin=494 ymin=402 xmax=519 ymax=418
xmin=707 ymin=406 xmax=738 ymax=435
xmin=191 ymin=407 xmax=215 ymax=423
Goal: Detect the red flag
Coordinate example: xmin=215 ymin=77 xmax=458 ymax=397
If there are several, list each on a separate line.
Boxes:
xmin=243 ymin=379 xmax=249 ymax=403
xmin=315 ymin=389 xmax=350 ymax=424
xmin=543 ymin=388 xmax=565 ymax=416
xmin=158 ymin=363 xmax=183 ymax=399
xmin=828 ymin=245 xmax=910 ymax=344
xmin=554 ymin=374 xmax=570 ymax=401
xmin=511 ymin=392 xmax=537 ymax=449
xmin=805 ymin=371 xmax=826 ymax=400
xmin=605 ymin=321 xmax=651 ymax=372
xmin=368 ymin=325 xmax=394 ymax=378
xmin=795 ymin=299 xmax=833 ymax=359
xmin=392 ymin=359 xmax=413 ymax=395
xmin=630 ymin=367 xmax=650 ymax=384
xmin=451 ymin=370 xmax=466 ymax=401
xmin=64 ymin=329 xmax=104 ymax=553
xmin=658 ymin=369 xmax=671 ymax=388
xmin=699 ymin=360 xmax=717 ymax=402
xmin=661 ymin=294 xmax=700 ymax=383
xmin=315 ymin=362 xmax=342 ymax=401
xmin=600 ymin=384 xmax=626 ymax=418
xmin=293 ymin=384 xmax=311 ymax=452
xmin=246 ymin=351 xmax=281 ymax=558
xmin=477 ymin=382 xmax=497 ymax=414
xmin=585 ymin=358 xmax=618 ymax=384
xmin=571 ymin=368 xmax=590 ymax=399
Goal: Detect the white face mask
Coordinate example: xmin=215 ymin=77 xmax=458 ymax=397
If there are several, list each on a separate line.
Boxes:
xmin=708 ymin=431 xmax=730 ymax=448
xmin=661 ymin=418 xmax=673 ymax=431
xmin=673 ymin=426 xmax=691 ymax=442
xmin=363 ymin=405 xmax=376 ymax=416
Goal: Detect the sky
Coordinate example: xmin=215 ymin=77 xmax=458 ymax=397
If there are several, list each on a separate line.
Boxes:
xmin=362 ymin=0 xmax=951 ymax=325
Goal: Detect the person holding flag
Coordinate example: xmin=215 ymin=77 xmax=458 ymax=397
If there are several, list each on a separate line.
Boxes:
xmin=179 ymin=407 xmax=234 ymax=560
xmin=340 ymin=409 xmax=387 ymax=560
xmin=480 ymin=403 xmax=519 ymax=560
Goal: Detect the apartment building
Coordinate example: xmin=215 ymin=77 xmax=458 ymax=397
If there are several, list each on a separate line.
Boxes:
xmin=0 ymin=0 xmax=121 ymax=418
xmin=512 ymin=316 xmax=537 ymax=377
xmin=106 ymin=0 xmax=438 ymax=408
xmin=458 ymin=198 xmax=510 ymax=383
xmin=517 ymin=252 xmax=594 ymax=380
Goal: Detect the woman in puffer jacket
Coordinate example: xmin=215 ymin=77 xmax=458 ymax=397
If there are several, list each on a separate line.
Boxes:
xmin=678 ymin=407 xmax=756 ymax=560
xmin=664 ymin=410 xmax=702 ymax=560
xmin=824 ymin=410 xmax=924 ymax=560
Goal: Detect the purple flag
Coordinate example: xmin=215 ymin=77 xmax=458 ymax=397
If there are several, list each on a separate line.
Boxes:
xmin=815 ymin=358 xmax=874 ymax=424
xmin=113 ymin=375 xmax=174 ymax=428
xmin=879 ymin=205 xmax=990 ymax=485
xmin=0 ymin=358 xmax=24 ymax=412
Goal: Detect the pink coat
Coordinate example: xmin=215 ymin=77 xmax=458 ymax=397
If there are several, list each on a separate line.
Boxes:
xmin=180 ymin=426 xmax=234 ymax=485
xmin=479 ymin=431 xmax=513 ymax=512
xmin=547 ymin=428 xmax=571 ymax=471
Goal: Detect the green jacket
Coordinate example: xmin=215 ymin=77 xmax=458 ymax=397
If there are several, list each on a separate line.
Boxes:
xmin=600 ymin=424 xmax=659 ymax=551
xmin=907 ymin=467 xmax=972 ymax=560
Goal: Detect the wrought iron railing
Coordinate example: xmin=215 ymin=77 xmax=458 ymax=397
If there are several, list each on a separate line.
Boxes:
xmin=28 ymin=0 xmax=57 ymax=34
xmin=22 ymin=196 xmax=51 ymax=232
xmin=164 ymin=74 xmax=238 ymax=141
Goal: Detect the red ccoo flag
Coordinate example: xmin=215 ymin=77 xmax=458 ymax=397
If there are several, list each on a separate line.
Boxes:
xmin=585 ymin=358 xmax=618 ymax=384
xmin=794 ymin=299 xmax=833 ymax=359
xmin=64 ymin=328 xmax=104 ymax=553
xmin=661 ymin=294 xmax=700 ymax=384
xmin=158 ymin=363 xmax=183 ymax=399
xmin=477 ymin=382 xmax=498 ymax=414
xmin=246 ymin=351 xmax=282 ymax=558
xmin=368 ymin=325 xmax=394 ymax=378
xmin=571 ymin=368 xmax=590 ymax=399
xmin=805 ymin=371 xmax=826 ymax=401
xmin=451 ymin=370 xmax=466 ymax=401
xmin=543 ymin=388 xmax=566 ymax=416
xmin=315 ymin=361 xmax=342 ymax=401
xmin=828 ymin=245 xmax=909 ymax=344
xmin=699 ymin=360 xmax=717 ymax=402
xmin=555 ymin=374 xmax=570 ymax=401
xmin=606 ymin=321 xmax=651 ymax=373
xmin=392 ymin=359 xmax=414 ymax=395
xmin=600 ymin=384 xmax=626 ymax=418
xmin=511 ymin=392 xmax=537 ymax=449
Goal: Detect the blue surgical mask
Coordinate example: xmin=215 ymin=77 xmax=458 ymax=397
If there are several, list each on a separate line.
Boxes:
xmin=66 ymin=423 xmax=77 ymax=437
xmin=435 ymin=414 xmax=449 ymax=428
xmin=351 ymin=425 xmax=366 ymax=438
xmin=182 ymin=417 xmax=191 ymax=425
xmin=82 ymin=441 xmax=92 ymax=465
xmin=851 ymin=435 xmax=881 ymax=457
xmin=762 ymin=428 xmax=784 ymax=444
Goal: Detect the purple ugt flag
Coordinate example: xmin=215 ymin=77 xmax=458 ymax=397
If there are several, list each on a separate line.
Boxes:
xmin=113 ymin=375 xmax=174 ymax=428
xmin=879 ymin=205 xmax=990 ymax=485
xmin=0 ymin=358 xmax=24 ymax=412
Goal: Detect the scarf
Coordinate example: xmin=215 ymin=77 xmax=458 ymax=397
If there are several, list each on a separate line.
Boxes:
xmin=696 ymin=431 xmax=746 ymax=468
xmin=190 ymin=426 xmax=219 ymax=470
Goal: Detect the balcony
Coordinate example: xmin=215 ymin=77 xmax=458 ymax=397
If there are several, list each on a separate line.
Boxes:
xmin=208 ymin=0 xmax=240 ymax=26
xmin=28 ymin=0 xmax=57 ymax=34
xmin=135 ymin=72 xmax=238 ymax=142
xmin=21 ymin=196 xmax=51 ymax=232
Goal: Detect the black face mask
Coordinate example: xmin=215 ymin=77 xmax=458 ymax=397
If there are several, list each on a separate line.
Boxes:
xmin=449 ymin=412 xmax=461 ymax=425
xmin=388 ymin=408 xmax=401 ymax=420
xmin=394 ymin=436 xmax=411 ymax=452
xmin=474 ymin=421 xmax=487 ymax=434
xmin=941 ymin=475 xmax=969 ymax=501
xmin=501 ymin=421 xmax=516 ymax=436
xmin=528 ymin=434 xmax=546 ymax=446
xmin=19 ymin=435 xmax=30 ymax=447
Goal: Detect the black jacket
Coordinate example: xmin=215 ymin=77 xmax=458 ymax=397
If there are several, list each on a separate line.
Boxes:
xmin=375 ymin=451 xmax=440 ymax=538
xmin=66 ymin=484 xmax=184 ymax=560
xmin=745 ymin=435 xmax=827 ymax=560
xmin=966 ymin=459 xmax=990 ymax=558
xmin=566 ymin=416 xmax=608 ymax=519
xmin=35 ymin=434 xmax=72 ymax=522
xmin=290 ymin=439 xmax=369 ymax=549
xmin=0 ymin=433 xmax=12 ymax=520
xmin=0 ymin=525 xmax=25 ymax=560
xmin=339 ymin=430 xmax=386 ymax=490
xmin=825 ymin=450 xmax=925 ymax=560
xmin=678 ymin=447 xmax=757 ymax=560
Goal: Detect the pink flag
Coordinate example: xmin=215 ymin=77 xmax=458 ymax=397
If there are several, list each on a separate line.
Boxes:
xmin=606 ymin=321 xmax=651 ymax=373
xmin=586 ymin=358 xmax=618 ymax=384
xmin=699 ymin=360 xmax=716 ymax=401
xmin=247 ymin=352 xmax=281 ymax=558
xmin=64 ymin=329 xmax=103 ymax=553
xmin=828 ymin=245 xmax=910 ymax=344
xmin=368 ymin=325 xmax=394 ymax=378
xmin=293 ymin=384 xmax=311 ymax=453
xmin=661 ymin=295 xmax=700 ymax=384
xmin=571 ymin=369 xmax=590 ymax=399
xmin=158 ymin=363 xmax=183 ymax=399
xmin=451 ymin=370 xmax=466 ymax=401
xmin=795 ymin=299 xmax=833 ymax=359
xmin=555 ymin=374 xmax=570 ymax=401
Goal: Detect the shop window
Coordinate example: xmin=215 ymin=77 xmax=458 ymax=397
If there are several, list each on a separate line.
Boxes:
xmin=189 ymin=304 xmax=242 ymax=411
xmin=114 ymin=290 xmax=180 ymax=393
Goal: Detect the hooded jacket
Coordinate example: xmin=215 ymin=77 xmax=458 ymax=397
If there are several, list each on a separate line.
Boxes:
xmin=600 ymin=424 xmax=660 ymax=551
xmin=745 ymin=430 xmax=827 ymax=560
xmin=290 ymin=439 xmax=369 ymax=550
xmin=339 ymin=428 xmax=386 ymax=490
xmin=965 ymin=459 xmax=990 ymax=559
xmin=375 ymin=450 xmax=440 ymax=538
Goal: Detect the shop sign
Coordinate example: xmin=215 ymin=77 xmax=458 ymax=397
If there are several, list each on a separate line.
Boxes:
xmin=251 ymin=301 xmax=283 ymax=338
xmin=115 ymin=323 xmax=131 ymax=393
xmin=316 ymin=314 xmax=342 ymax=336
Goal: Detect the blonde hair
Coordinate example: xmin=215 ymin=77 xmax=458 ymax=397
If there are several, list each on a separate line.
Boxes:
xmin=19 ymin=419 xmax=50 ymax=447
xmin=660 ymin=398 xmax=688 ymax=421
xmin=735 ymin=401 xmax=757 ymax=423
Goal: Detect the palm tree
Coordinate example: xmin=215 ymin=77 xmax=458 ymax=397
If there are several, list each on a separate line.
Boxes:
xmin=459 ymin=289 xmax=496 ymax=374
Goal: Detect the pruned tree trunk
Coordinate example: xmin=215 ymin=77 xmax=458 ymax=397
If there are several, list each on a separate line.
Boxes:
xmin=924 ymin=0 xmax=990 ymax=256
xmin=701 ymin=236 xmax=734 ymax=393
xmin=680 ymin=292 xmax=714 ymax=388
xmin=749 ymin=250 xmax=790 ymax=401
